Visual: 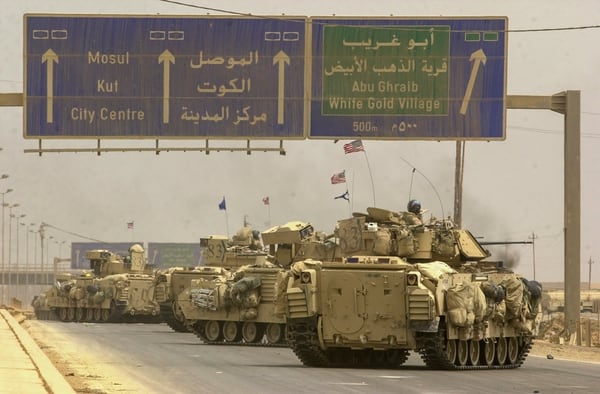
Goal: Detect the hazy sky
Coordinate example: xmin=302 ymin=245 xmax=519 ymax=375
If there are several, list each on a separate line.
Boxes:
xmin=0 ymin=0 xmax=598 ymax=282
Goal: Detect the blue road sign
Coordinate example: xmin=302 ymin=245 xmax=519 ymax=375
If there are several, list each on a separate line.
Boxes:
xmin=309 ymin=17 xmax=507 ymax=140
xmin=24 ymin=15 xmax=307 ymax=139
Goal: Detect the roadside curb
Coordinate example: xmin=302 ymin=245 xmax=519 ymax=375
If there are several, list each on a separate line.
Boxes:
xmin=0 ymin=309 xmax=75 ymax=394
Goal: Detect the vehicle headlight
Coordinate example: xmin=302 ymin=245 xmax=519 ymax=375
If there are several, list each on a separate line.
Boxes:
xmin=407 ymin=273 xmax=419 ymax=286
xmin=301 ymin=271 xmax=312 ymax=284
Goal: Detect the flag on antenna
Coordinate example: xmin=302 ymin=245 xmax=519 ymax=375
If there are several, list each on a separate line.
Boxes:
xmin=262 ymin=196 xmax=270 ymax=205
xmin=334 ymin=190 xmax=350 ymax=201
xmin=343 ymin=140 xmax=364 ymax=154
xmin=330 ymin=170 xmax=346 ymax=184
xmin=218 ymin=197 xmax=226 ymax=210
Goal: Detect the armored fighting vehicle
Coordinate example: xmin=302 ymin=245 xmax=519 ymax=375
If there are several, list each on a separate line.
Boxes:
xmin=154 ymin=265 xmax=233 ymax=332
xmin=154 ymin=226 xmax=269 ymax=333
xmin=32 ymin=244 xmax=161 ymax=322
xmin=281 ymin=206 xmax=542 ymax=369
xmin=171 ymin=221 xmax=336 ymax=345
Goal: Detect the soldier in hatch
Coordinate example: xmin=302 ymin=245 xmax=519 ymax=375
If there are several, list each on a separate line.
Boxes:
xmin=406 ymin=199 xmax=423 ymax=225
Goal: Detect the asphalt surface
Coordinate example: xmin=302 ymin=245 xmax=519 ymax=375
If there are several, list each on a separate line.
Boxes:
xmin=25 ymin=320 xmax=600 ymax=394
xmin=0 ymin=309 xmax=74 ymax=394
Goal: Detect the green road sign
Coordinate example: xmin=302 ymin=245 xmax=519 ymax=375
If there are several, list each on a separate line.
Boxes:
xmin=322 ymin=24 xmax=450 ymax=116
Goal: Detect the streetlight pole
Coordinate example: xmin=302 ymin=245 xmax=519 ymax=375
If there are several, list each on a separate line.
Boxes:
xmin=39 ymin=224 xmax=45 ymax=285
xmin=29 ymin=229 xmax=38 ymax=286
xmin=58 ymin=240 xmax=66 ymax=259
xmin=26 ymin=224 xmax=33 ymax=287
xmin=16 ymin=217 xmax=25 ymax=291
xmin=46 ymin=235 xmax=53 ymax=284
xmin=7 ymin=204 xmax=19 ymax=302
xmin=0 ymin=187 xmax=12 ymax=304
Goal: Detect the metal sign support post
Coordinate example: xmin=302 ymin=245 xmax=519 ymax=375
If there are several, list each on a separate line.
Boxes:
xmin=507 ymin=91 xmax=581 ymax=341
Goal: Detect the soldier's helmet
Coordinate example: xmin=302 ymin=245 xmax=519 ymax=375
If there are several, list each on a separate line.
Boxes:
xmin=407 ymin=199 xmax=421 ymax=215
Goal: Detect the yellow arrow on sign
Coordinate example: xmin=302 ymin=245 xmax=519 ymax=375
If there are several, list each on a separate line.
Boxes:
xmin=41 ymin=49 xmax=58 ymax=123
xmin=460 ymin=49 xmax=487 ymax=115
xmin=159 ymin=49 xmax=175 ymax=124
xmin=273 ymin=50 xmax=290 ymax=125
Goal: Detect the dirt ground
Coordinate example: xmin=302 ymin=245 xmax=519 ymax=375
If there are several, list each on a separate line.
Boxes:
xmin=529 ymin=339 xmax=600 ymax=363
xmin=529 ymin=313 xmax=600 ymax=363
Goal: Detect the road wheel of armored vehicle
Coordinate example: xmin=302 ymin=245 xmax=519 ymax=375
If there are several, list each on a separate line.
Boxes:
xmin=483 ymin=340 xmax=495 ymax=366
xmin=223 ymin=322 xmax=242 ymax=343
xmin=495 ymin=337 xmax=508 ymax=365
xmin=457 ymin=340 xmax=469 ymax=366
xmin=204 ymin=320 xmax=223 ymax=342
xmin=445 ymin=339 xmax=457 ymax=364
xmin=100 ymin=308 xmax=111 ymax=322
xmin=507 ymin=337 xmax=520 ymax=364
xmin=468 ymin=340 xmax=481 ymax=366
xmin=85 ymin=308 xmax=94 ymax=322
xmin=242 ymin=322 xmax=265 ymax=343
xmin=265 ymin=323 xmax=284 ymax=344
xmin=66 ymin=307 xmax=76 ymax=321
xmin=75 ymin=308 xmax=84 ymax=322
xmin=58 ymin=308 xmax=68 ymax=321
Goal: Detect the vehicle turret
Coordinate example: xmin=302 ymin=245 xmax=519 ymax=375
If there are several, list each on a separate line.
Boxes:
xmin=261 ymin=221 xmax=338 ymax=267
xmin=336 ymin=207 xmax=490 ymax=265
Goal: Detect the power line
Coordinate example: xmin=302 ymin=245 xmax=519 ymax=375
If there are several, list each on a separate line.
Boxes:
xmin=159 ymin=0 xmax=600 ymax=34
xmin=41 ymin=222 xmax=105 ymax=243
xmin=508 ymin=125 xmax=600 ymax=138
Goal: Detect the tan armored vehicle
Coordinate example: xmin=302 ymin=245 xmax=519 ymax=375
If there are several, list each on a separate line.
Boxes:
xmin=281 ymin=206 xmax=542 ymax=369
xmin=32 ymin=244 xmax=161 ymax=322
xmin=171 ymin=221 xmax=334 ymax=345
xmin=154 ymin=265 xmax=232 ymax=332
xmin=154 ymin=226 xmax=268 ymax=333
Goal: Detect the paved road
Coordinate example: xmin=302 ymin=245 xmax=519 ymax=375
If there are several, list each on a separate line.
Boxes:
xmin=26 ymin=321 xmax=600 ymax=394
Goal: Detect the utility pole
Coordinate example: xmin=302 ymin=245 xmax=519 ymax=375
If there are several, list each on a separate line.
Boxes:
xmin=588 ymin=257 xmax=595 ymax=290
xmin=453 ymin=141 xmax=465 ymax=228
xmin=529 ymin=232 xmax=537 ymax=281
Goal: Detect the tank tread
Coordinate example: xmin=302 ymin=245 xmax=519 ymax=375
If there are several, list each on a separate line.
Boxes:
xmin=33 ymin=309 xmax=58 ymax=320
xmin=287 ymin=317 xmax=332 ymax=367
xmin=287 ymin=317 xmax=410 ymax=368
xmin=159 ymin=303 xmax=189 ymax=333
xmin=416 ymin=330 xmax=533 ymax=370
xmin=34 ymin=306 xmax=160 ymax=324
xmin=188 ymin=320 xmax=288 ymax=347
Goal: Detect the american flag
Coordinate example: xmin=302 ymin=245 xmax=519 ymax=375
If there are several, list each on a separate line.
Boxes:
xmin=343 ymin=140 xmax=364 ymax=154
xmin=330 ymin=170 xmax=346 ymax=184
xmin=262 ymin=196 xmax=270 ymax=205
xmin=127 ymin=221 xmax=134 ymax=229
